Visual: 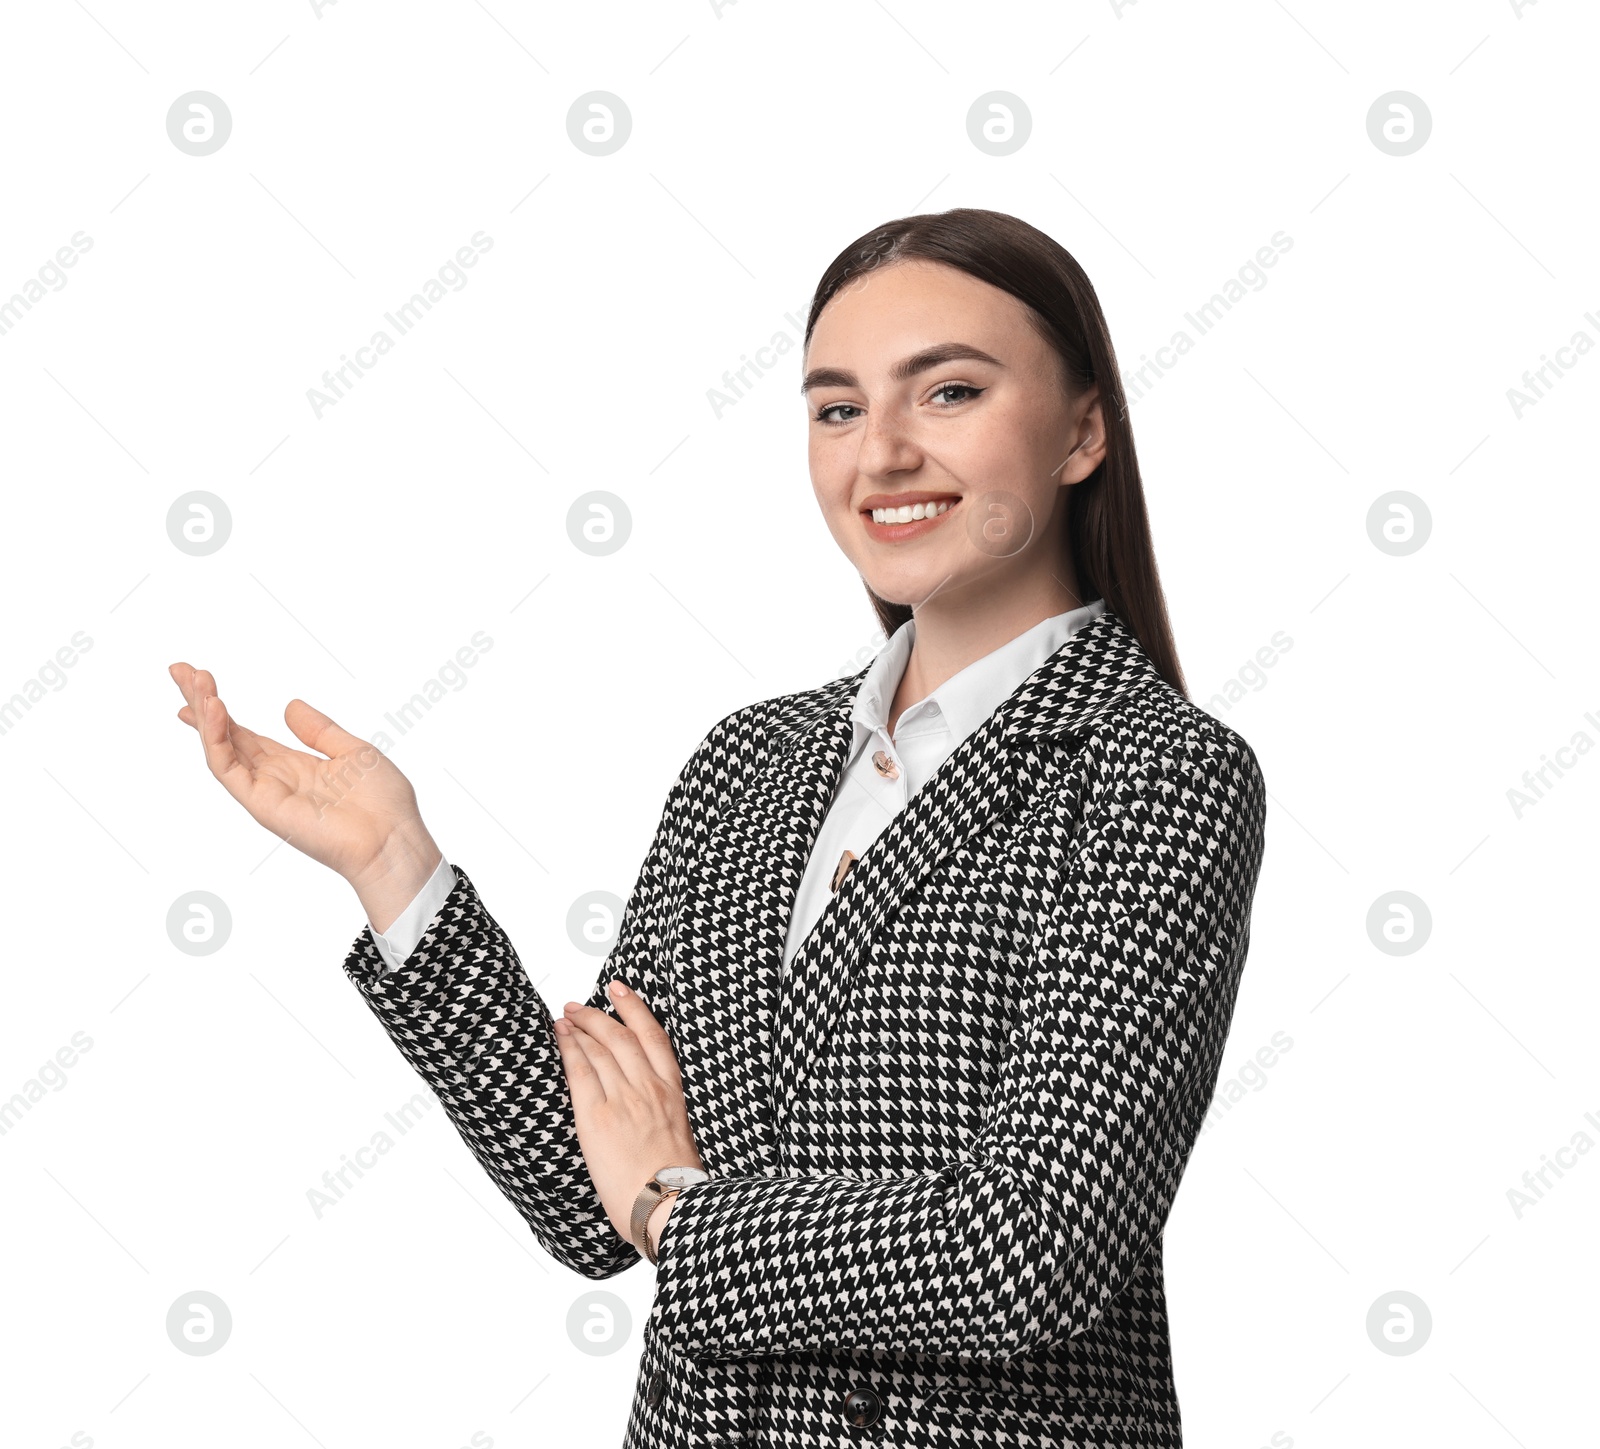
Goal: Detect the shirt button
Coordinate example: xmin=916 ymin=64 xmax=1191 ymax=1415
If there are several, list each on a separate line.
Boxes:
xmin=871 ymin=750 xmax=900 ymax=779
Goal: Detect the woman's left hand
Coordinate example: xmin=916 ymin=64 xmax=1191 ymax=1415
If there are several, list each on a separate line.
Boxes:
xmin=555 ymin=980 xmax=704 ymax=1251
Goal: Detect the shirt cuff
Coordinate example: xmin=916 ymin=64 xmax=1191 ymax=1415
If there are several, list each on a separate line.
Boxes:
xmin=369 ymin=854 xmax=458 ymax=976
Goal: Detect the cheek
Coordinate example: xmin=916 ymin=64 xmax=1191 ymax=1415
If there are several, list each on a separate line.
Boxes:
xmin=808 ymin=437 xmax=852 ymax=509
xmin=934 ymin=417 xmax=1022 ymax=495
xmin=807 ymin=450 xmax=862 ymax=553
xmin=952 ymin=406 xmax=1060 ymax=501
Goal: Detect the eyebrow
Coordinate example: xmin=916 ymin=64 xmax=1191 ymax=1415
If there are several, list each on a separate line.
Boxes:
xmin=800 ymin=341 xmax=1005 ymax=395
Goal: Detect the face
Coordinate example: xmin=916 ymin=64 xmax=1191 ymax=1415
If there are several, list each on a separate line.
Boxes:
xmin=803 ymin=258 xmax=1105 ymax=616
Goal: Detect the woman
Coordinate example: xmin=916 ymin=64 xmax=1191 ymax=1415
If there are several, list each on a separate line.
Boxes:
xmin=169 ymin=208 xmax=1267 ymax=1448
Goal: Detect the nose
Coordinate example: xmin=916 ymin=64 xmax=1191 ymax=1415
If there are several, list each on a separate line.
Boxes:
xmin=853 ymin=403 xmax=923 ymax=480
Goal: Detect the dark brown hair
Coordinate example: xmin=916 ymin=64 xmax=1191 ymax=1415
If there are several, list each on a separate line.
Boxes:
xmin=804 ymin=207 xmax=1187 ymax=698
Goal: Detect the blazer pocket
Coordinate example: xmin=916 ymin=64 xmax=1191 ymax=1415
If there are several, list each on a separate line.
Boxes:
xmin=927 ymin=1381 xmax=1172 ymax=1440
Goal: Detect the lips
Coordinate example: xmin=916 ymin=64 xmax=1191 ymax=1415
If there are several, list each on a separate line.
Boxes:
xmin=859 ymin=493 xmax=963 ymax=540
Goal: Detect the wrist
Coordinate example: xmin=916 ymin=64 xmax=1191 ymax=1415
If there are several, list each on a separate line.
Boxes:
xmin=632 ymin=1165 xmax=706 ymax=1262
xmin=646 ymin=1191 xmax=678 ymax=1259
xmin=350 ymin=828 xmax=443 ymax=935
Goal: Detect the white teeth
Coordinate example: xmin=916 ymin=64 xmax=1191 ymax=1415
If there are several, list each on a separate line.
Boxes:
xmin=871 ymin=499 xmax=955 ymax=524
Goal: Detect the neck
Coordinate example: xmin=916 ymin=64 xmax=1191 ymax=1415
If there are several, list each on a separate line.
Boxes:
xmin=887 ymin=558 xmax=1086 ymax=737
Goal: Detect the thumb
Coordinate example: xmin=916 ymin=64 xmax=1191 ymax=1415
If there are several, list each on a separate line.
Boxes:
xmin=284 ymin=697 xmax=370 ymax=760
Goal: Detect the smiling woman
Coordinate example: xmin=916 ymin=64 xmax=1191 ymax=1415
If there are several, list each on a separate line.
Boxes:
xmin=799 ymin=214 xmax=1186 ymax=706
xmin=169 ymin=207 xmax=1266 ymax=1449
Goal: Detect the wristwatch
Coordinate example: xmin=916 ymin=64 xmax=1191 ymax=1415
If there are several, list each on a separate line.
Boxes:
xmin=631 ymin=1165 xmax=710 ymax=1264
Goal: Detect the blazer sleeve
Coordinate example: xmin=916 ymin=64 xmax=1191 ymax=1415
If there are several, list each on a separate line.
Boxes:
xmin=649 ymin=726 xmax=1268 ymax=1364
xmin=337 ymin=713 xmax=740 ymax=1280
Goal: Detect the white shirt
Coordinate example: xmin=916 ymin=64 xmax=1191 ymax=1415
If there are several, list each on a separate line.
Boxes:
xmin=366 ymin=599 xmax=1107 ymax=977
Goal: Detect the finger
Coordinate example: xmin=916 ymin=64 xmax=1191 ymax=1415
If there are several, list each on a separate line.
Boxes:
xmin=182 ymin=680 xmax=295 ymax=819
xmin=173 ymin=659 xmax=203 ymax=729
xmin=173 ymin=671 xmax=298 ymax=771
xmin=172 ymin=662 xmax=222 ymax=717
xmin=169 ymin=662 xmax=207 ymax=724
xmin=604 ymin=981 xmax=684 ymax=1086
xmin=179 ymin=672 xmax=260 ymax=784
xmin=170 ymin=665 xmax=231 ymax=751
xmin=283 ymin=697 xmax=371 ymax=760
xmin=173 ymin=664 xmax=205 ymax=731
xmin=553 ymin=1014 xmax=603 ymax=1108
xmin=560 ymin=1005 xmax=637 ymax=1098
xmin=562 ymin=1002 xmax=653 ymax=1096
xmin=181 ymin=676 xmax=253 ymax=803
xmin=175 ymin=706 xmax=291 ymax=781
xmin=185 ymin=670 xmax=290 ymax=770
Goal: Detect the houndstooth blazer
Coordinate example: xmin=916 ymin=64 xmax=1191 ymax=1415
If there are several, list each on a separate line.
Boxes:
xmin=340 ymin=605 xmax=1268 ymax=1449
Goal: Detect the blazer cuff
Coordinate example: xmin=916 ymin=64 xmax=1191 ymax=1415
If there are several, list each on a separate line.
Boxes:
xmin=367 ymin=854 xmax=460 ymax=975
xmin=340 ymin=864 xmax=518 ymax=1025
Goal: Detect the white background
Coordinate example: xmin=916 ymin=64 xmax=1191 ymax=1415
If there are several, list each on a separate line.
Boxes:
xmin=1 ymin=1 xmax=1594 ymax=1446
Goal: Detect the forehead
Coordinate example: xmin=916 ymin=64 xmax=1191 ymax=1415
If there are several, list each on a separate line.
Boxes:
xmin=808 ymin=260 xmax=1032 ymax=352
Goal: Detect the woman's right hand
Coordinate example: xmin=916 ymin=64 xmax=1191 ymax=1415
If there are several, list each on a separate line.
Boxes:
xmin=168 ymin=661 xmax=442 ymax=928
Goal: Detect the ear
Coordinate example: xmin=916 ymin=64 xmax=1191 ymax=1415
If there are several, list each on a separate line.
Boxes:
xmin=1055 ymin=387 xmax=1107 ymax=487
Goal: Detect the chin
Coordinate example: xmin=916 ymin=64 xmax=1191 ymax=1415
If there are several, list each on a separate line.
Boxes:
xmin=860 ymin=566 xmax=961 ymax=610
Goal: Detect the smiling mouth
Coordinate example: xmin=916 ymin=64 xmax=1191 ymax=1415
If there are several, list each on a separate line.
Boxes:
xmin=861 ymin=495 xmax=962 ymax=527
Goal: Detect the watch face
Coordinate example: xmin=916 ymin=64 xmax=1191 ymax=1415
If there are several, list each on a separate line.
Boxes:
xmin=657 ymin=1166 xmax=710 ymax=1191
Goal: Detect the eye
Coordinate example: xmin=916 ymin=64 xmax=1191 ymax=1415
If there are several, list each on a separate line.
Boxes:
xmin=811 ymin=382 xmax=986 ymax=427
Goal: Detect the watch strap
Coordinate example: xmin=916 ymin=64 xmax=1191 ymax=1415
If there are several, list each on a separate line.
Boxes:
xmin=631 ymin=1166 xmax=709 ymax=1265
xmin=630 ymin=1179 xmax=662 ymax=1261
xmin=631 ymin=1180 xmax=678 ymax=1265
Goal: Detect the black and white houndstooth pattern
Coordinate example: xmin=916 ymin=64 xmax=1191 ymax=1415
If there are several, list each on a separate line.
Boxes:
xmin=341 ymin=606 xmax=1268 ymax=1448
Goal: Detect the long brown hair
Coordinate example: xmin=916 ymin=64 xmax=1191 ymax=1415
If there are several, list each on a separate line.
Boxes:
xmin=804 ymin=207 xmax=1187 ymax=698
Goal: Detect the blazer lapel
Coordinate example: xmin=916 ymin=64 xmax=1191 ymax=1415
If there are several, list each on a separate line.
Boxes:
xmin=767 ymin=606 xmax=1163 ymax=1138
xmin=667 ymin=681 xmax=860 ymax=1176
xmin=668 ymin=606 xmax=1163 ymax=1169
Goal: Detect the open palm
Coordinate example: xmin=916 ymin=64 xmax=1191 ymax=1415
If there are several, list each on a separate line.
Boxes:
xmin=168 ymin=661 xmax=426 ymax=886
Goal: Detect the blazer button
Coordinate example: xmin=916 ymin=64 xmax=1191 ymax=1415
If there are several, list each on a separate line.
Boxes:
xmin=645 ymin=1369 xmax=666 ymax=1407
xmin=841 ymin=1386 xmax=883 ymax=1427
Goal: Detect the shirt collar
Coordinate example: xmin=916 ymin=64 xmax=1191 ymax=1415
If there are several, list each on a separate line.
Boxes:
xmin=851 ymin=597 xmax=1108 ymax=753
